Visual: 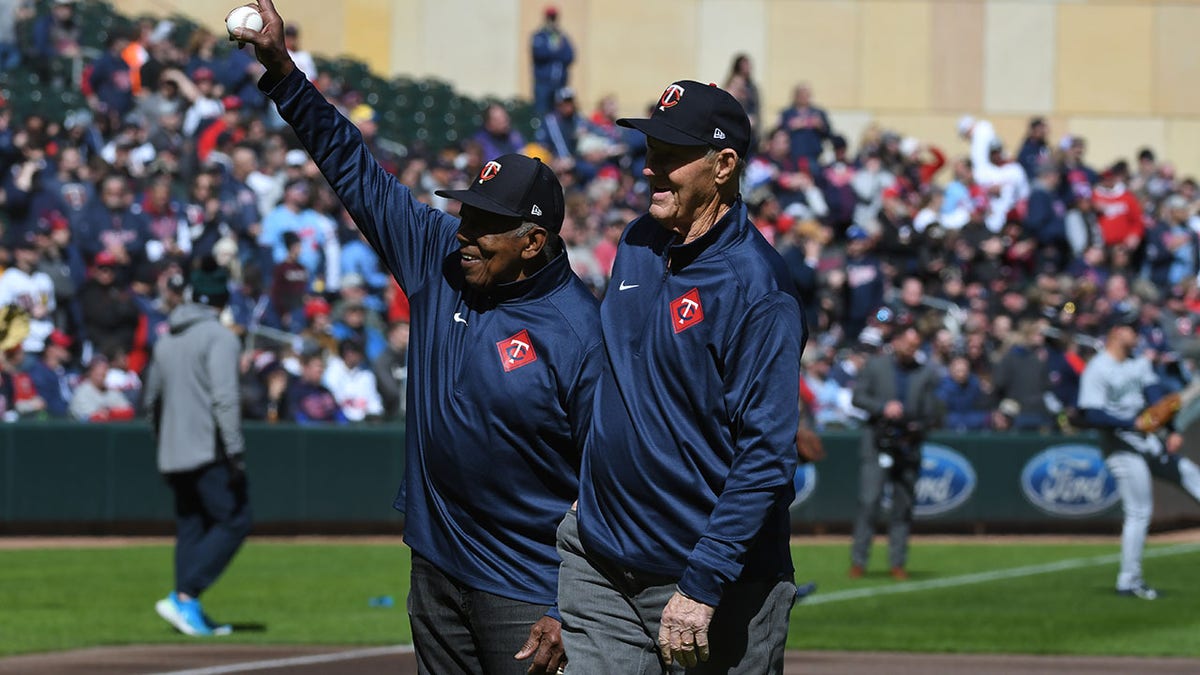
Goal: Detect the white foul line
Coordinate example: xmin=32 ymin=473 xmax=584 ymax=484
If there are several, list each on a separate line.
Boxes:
xmin=804 ymin=542 xmax=1200 ymax=606
xmin=154 ymin=644 xmax=415 ymax=675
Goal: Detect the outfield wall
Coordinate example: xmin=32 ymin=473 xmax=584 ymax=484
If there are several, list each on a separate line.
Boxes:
xmin=1 ymin=423 xmax=1198 ymax=534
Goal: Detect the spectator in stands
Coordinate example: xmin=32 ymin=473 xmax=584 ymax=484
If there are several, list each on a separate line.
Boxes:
xmin=1059 ymin=135 xmax=1098 ymax=204
xmin=299 ymin=297 xmax=337 ymax=356
xmin=259 ymin=179 xmax=331 ymax=279
xmin=30 ymin=0 xmax=80 ymax=65
xmin=220 ymin=145 xmax=264 ymax=258
xmin=1094 ymin=166 xmax=1145 ymax=250
xmin=843 ymin=227 xmax=885 ymax=343
xmin=69 ymin=355 xmax=134 ymax=422
xmin=348 ymin=106 xmax=399 ymax=175
xmin=537 ymin=87 xmax=585 ymax=176
xmin=851 ymin=153 xmax=895 ymax=232
xmin=141 ymin=173 xmax=190 ymax=266
xmin=339 ymin=229 xmax=389 ymax=294
xmin=269 ymin=231 xmax=308 ymax=329
xmin=472 ymin=103 xmax=526 ymax=161
xmin=103 ymin=345 xmax=141 ymax=409
xmin=331 ymin=273 xmax=385 ymax=326
xmin=79 ymin=251 xmax=141 ymax=358
xmin=723 ymin=54 xmax=760 ymax=141
xmin=373 ymin=319 xmax=408 ymax=421
xmin=0 ymin=236 xmax=56 ymax=359
xmin=747 ymin=127 xmax=828 ymax=222
xmin=992 ymin=319 xmax=1053 ymax=431
xmin=530 ymin=5 xmax=574 ymax=116
xmin=197 ymin=96 xmax=243 ymax=164
xmin=323 ymin=337 xmax=382 ymax=423
xmin=184 ymin=26 xmax=219 ymax=76
xmin=0 ymin=0 xmax=26 ymax=72
xmin=331 ymin=301 xmax=385 ymax=362
xmin=1017 ymin=117 xmax=1049 ymax=180
xmin=25 ymin=327 xmax=73 ymax=418
xmin=957 ymin=115 xmax=998 ymax=185
xmin=88 ymin=30 xmax=135 ymax=125
xmin=223 ymin=262 xmax=273 ymax=334
xmin=779 ymin=83 xmax=830 ymax=169
xmin=34 ymin=211 xmax=85 ymax=332
xmin=1143 ymin=195 xmax=1199 ymax=288
xmin=1024 ymin=164 xmax=1069 ymax=268
xmin=77 ymin=174 xmax=150 ymax=272
xmin=180 ymin=66 xmax=223 ymax=137
xmin=283 ymin=24 xmax=317 ymax=83
xmin=286 ymin=351 xmax=346 ymax=424
xmin=937 ymin=355 xmax=990 ymax=432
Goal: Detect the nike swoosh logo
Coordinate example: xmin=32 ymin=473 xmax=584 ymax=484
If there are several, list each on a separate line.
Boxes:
xmin=453 ymin=312 xmax=468 ymax=325
xmin=618 ymin=281 xmax=639 ymax=291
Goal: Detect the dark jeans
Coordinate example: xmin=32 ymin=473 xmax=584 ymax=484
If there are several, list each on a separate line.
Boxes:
xmin=408 ymin=553 xmax=550 ymax=675
xmin=168 ymin=461 xmax=252 ymax=598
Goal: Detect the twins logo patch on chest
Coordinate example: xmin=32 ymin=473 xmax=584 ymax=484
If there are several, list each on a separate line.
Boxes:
xmin=496 ymin=329 xmax=538 ymax=372
xmin=670 ymin=288 xmax=704 ymax=334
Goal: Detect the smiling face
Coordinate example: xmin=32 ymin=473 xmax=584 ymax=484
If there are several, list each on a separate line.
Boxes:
xmin=455 ymin=206 xmax=542 ymax=290
xmin=643 ymin=138 xmax=726 ymax=238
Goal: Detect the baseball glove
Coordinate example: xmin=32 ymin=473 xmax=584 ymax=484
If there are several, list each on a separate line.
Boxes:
xmin=795 ymin=426 xmax=825 ymax=463
xmin=1136 ymin=392 xmax=1182 ymax=433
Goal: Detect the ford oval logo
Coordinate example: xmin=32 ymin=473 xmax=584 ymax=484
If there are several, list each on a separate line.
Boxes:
xmin=790 ymin=464 xmax=818 ymax=508
xmin=1021 ymin=444 xmax=1119 ymax=517
xmin=914 ymin=444 xmax=976 ymax=517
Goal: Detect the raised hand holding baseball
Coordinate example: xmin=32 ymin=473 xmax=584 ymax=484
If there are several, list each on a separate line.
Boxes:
xmin=226 ymin=0 xmax=294 ymax=80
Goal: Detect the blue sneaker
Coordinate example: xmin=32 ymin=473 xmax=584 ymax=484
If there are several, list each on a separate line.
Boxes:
xmin=155 ymin=592 xmax=213 ymax=636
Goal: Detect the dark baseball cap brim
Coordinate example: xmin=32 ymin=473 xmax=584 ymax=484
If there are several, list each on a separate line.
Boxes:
xmin=435 ymin=187 xmax=524 ymax=219
xmin=617 ymin=117 xmax=710 ymax=148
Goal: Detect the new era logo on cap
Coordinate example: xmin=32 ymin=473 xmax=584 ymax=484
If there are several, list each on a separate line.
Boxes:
xmin=618 ymin=80 xmax=751 ymax=158
xmin=435 ymin=154 xmax=565 ymax=232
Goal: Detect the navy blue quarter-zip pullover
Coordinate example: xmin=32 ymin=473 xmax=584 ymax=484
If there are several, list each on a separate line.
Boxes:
xmin=264 ymin=69 xmax=603 ymax=607
xmin=578 ymin=200 xmax=806 ymax=607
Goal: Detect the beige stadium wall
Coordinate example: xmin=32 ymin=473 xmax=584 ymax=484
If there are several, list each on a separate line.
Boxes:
xmin=118 ymin=0 xmax=1200 ymax=177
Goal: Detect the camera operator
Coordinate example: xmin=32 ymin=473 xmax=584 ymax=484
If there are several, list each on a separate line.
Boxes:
xmin=848 ymin=315 xmax=942 ymax=580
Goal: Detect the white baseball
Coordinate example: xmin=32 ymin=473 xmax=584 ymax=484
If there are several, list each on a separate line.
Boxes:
xmin=226 ymin=5 xmax=264 ymax=38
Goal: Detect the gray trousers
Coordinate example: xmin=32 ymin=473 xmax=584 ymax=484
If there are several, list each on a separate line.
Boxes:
xmin=557 ymin=510 xmax=795 ymax=674
xmin=850 ymin=452 xmax=919 ymax=570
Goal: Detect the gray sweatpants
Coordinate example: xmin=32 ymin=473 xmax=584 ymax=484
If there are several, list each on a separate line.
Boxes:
xmin=556 ymin=510 xmax=795 ymax=674
xmin=850 ymin=453 xmax=918 ymax=570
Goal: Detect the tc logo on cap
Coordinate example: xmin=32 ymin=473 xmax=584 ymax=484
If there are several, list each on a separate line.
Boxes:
xmin=479 ymin=161 xmax=502 ymax=183
xmin=497 ymin=329 xmax=539 ymax=372
xmin=658 ymin=84 xmax=685 ymax=111
xmin=670 ymin=288 xmax=704 ymax=334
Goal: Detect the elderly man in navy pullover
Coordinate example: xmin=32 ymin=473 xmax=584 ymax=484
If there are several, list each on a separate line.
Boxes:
xmin=236 ymin=4 xmax=601 ymax=673
xmin=558 ymin=81 xmax=806 ymax=673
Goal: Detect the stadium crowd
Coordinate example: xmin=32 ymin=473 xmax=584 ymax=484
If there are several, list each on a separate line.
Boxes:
xmin=0 ymin=1 xmax=1196 ymax=432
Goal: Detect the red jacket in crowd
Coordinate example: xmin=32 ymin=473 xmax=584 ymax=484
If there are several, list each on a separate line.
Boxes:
xmin=1092 ymin=182 xmax=1144 ymax=246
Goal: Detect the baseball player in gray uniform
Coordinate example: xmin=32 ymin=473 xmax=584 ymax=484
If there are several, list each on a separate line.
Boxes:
xmin=1078 ymin=310 xmax=1200 ymax=599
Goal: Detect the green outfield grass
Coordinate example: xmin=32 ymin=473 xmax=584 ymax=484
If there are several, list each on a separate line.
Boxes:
xmin=1 ymin=539 xmax=1198 ymax=658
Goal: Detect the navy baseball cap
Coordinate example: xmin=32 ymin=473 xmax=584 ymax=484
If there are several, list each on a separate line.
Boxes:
xmin=617 ymin=80 xmax=751 ymax=158
xmin=436 ymin=154 xmax=565 ymax=233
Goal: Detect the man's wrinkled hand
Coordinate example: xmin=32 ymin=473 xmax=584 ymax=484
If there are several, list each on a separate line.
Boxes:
xmin=514 ymin=615 xmax=565 ymax=674
xmin=657 ymin=591 xmax=714 ymax=668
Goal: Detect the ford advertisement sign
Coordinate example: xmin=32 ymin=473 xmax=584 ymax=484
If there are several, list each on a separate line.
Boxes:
xmin=914 ymin=444 xmax=977 ymax=518
xmin=1021 ymin=444 xmax=1119 ymax=517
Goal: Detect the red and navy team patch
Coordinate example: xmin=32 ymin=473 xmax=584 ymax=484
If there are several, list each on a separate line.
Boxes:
xmin=670 ymin=288 xmax=704 ymax=334
xmin=496 ymin=329 xmax=538 ymax=372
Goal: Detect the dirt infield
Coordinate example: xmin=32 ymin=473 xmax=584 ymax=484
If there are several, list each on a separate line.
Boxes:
xmin=3 ymin=645 xmax=1200 ymax=675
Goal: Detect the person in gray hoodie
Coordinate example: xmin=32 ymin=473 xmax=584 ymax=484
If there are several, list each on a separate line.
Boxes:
xmin=143 ymin=258 xmax=250 ymax=637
